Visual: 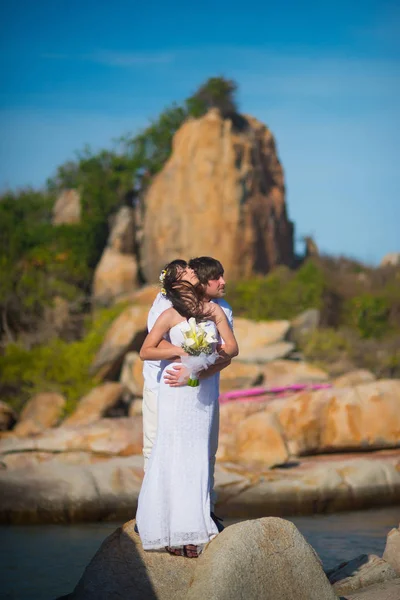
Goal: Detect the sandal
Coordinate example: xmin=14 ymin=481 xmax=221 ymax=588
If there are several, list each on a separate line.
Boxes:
xmin=165 ymin=546 xmax=184 ymax=556
xmin=183 ymin=545 xmax=199 ymax=558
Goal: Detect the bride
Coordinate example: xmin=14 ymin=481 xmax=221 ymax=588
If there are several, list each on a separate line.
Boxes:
xmin=136 ymin=262 xmax=239 ymax=558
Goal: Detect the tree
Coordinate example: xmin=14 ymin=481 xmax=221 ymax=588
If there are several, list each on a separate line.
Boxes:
xmin=186 ymin=77 xmax=238 ymax=118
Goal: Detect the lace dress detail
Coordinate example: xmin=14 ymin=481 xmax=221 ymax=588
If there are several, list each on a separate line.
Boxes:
xmin=136 ymin=320 xmax=219 ymax=550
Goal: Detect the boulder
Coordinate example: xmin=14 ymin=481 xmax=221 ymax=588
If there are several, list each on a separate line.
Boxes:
xmin=0 ymin=417 xmax=143 ymax=459
xmin=380 ymin=253 xmax=400 ymax=267
xmin=289 ymin=308 xmax=320 ymax=341
xmin=263 ymin=359 xmax=328 ymax=387
xmin=141 ymin=109 xmax=295 ymax=282
xmin=70 ymin=518 xmax=336 ymax=600
xmin=120 ymin=352 xmax=144 ymax=397
xmin=344 ymin=578 xmax=400 ymax=599
xmin=239 ymin=341 xmax=295 ymax=363
xmin=52 ymin=189 xmax=81 ymax=225
xmin=116 ymin=284 xmax=159 ymax=306
xmin=221 ymin=411 xmax=289 ymax=466
xmin=276 ymin=379 xmax=400 ymax=455
xmin=334 ymin=370 xmax=376 ymax=388
xmin=383 ymin=524 xmax=400 ymax=576
xmin=13 ymin=393 xmax=65 ymax=436
xmin=219 ymin=360 xmax=262 ymax=393
xmin=234 ymin=318 xmax=290 ymax=355
xmin=128 ymin=398 xmax=143 ymax=417
xmin=328 ymin=554 xmax=397 ymax=595
xmin=0 ymin=401 xmax=17 ymax=431
xmin=90 ymin=305 xmax=148 ymax=379
xmin=63 ymin=383 xmax=124 ymax=426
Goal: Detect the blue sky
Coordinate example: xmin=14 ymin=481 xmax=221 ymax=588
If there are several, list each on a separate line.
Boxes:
xmin=1 ymin=0 xmax=399 ymax=264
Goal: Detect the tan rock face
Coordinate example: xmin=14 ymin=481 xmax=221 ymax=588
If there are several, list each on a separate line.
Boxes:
xmin=52 ymin=189 xmax=81 ymax=225
xmin=383 ymin=525 xmax=400 ymax=576
xmin=90 ymin=305 xmax=148 ymax=379
xmin=263 ymin=359 xmax=328 ymax=387
xmin=328 ymin=554 xmax=397 ymax=595
xmin=142 ymin=109 xmax=294 ymax=282
xmin=63 ymin=383 xmax=124 ymax=426
xmin=333 ymin=369 xmax=376 ymax=388
xmin=219 ymin=360 xmax=262 ymax=393
xmin=227 ymin=411 xmax=289 ymax=467
xmin=120 ymin=352 xmax=144 ymax=397
xmin=276 ymin=379 xmax=400 ymax=455
xmin=93 ymin=207 xmax=138 ymax=305
xmin=13 ymin=393 xmax=66 ymax=436
xmin=233 ymin=318 xmax=291 ymax=362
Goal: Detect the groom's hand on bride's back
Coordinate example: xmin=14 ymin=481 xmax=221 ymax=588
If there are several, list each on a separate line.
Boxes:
xmin=164 ymin=365 xmax=190 ymax=387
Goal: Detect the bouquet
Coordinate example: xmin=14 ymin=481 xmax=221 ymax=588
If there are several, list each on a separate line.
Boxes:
xmin=179 ymin=318 xmax=219 ymax=387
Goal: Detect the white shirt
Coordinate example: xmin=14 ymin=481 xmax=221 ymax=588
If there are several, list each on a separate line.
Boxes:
xmin=143 ymin=293 xmax=234 ymax=393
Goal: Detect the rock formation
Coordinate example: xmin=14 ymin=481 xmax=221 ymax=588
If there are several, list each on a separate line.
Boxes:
xmin=141 ymin=109 xmax=295 ymax=281
xmin=52 ymin=189 xmax=81 ymax=225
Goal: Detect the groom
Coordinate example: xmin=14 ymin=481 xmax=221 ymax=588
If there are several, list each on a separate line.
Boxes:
xmin=141 ymin=256 xmax=234 ymax=531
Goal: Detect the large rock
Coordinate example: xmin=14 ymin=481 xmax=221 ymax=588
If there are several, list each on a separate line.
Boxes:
xmin=70 ymin=518 xmax=336 ymax=600
xmin=233 ymin=318 xmax=290 ymax=357
xmin=219 ymin=360 xmax=262 ymax=393
xmin=116 ymin=284 xmax=159 ymax=306
xmin=63 ymin=383 xmax=124 ymax=426
xmin=344 ymin=578 xmax=400 ymax=599
xmin=13 ymin=392 xmax=66 ymax=436
xmin=186 ymin=519 xmax=336 ymax=600
xmin=276 ymin=379 xmax=400 ymax=455
xmin=383 ymin=524 xmax=400 ymax=576
xmin=221 ymin=411 xmax=289 ymax=466
xmin=380 ymin=252 xmax=400 ymax=267
xmin=238 ymin=341 xmax=295 ymax=363
xmin=93 ymin=207 xmax=138 ymax=305
xmin=120 ymin=352 xmax=144 ymax=397
xmin=52 ymin=189 xmax=81 ymax=225
xmin=141 ymin=109 xmax=295 ymax=281
xmin=90 ymin=305 xmax=148 ymax=379
xmin=0 ymin=401 xmax=17 ymax=431
xmin=328 ymin=554 xmax=397 ymax=595
xmin=333 ymin=370 xmax=376 ymax=388
xmin=263 ymin=359 xmax=329 ymax=387
xmin=289 ymin=308 xmax=320 ymax=342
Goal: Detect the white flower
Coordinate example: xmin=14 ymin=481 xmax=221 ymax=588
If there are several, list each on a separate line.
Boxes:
xmin=188 ymin=317 xmax=197 ymax=334
xmin=206 ymin=332 xmax=218 ymax=343
xmin=179 ymin=321 xmax=192 ymax=333
xmin=184 ymin=338 xmax=196 ymax=347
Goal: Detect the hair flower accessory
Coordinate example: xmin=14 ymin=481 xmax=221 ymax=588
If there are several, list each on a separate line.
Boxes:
xmin=159 ymin=269 xmax=167 ymax=283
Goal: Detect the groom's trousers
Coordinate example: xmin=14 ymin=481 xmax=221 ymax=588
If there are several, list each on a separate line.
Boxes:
xmin=142 ymin=385 xmax=219 ymax=511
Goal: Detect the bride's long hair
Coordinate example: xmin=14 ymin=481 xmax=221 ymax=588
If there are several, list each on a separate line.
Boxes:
xmin=162 ymin=261 xmax=211 ymax=321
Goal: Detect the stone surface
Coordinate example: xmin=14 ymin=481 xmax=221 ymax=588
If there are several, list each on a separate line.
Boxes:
xmin=239 ymin=341 xmax=295 ymax=363
xmin=92 ymin=206 xmax=138 ymax=305
xmin=289 ymin=308 xmax=320 ymax=342
xmin=52 ymin=189 xmax=81 ymax=225
xmin=219 ymin=360 xmax=262 ymax=393
xmin=344 ymin=578 xmax=400 ymax=599
xmin=117 ymin=284 xmax=159 ymax=306
xmin=328 ymin=554 xmax=397 ymax=595
xmin=334 ymin=370 xmax=377 ymax=388
xmin=0 ymin=401 xmax=17 ymax=431
xmin=263 ymin=359 xmax=328 ymax=387
xmin=0 ymin=448 xmax=399 ymax=524
xmin=221 ymin=411 xmax=290 ymax=466
xmin=233 ymin=318 xmax=290 ymax=355
xmin=13 ymin=393 xmax=66 ymax=436
xmin=186 ymin=518 xmax=336 ymax=600
xmin=70 ymin=518 xmax=335 ymax=600
xmin=276 ymin=379 xmax=400 ymax=455
xmin=120 ymin=352 xmax=144 ymax=397
xmin=141 ymin=109 xmax=295 ymax=282
xmin=380 ymin=253 xmax=400 ymax=267
xmin=63 ymin=383 xmax=124 ymax=426
xmin=0 ymin=417 xmax=143 ymax=459
xmin=90 ymin=305 xmax=148 ymax=379
xmin=383 ymin=524 xmax=400 ymax=576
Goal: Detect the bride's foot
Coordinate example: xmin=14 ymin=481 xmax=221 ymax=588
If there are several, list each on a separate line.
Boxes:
xmin=183 ymin=545 xmax=199 ymax=558
xmin=165 ymin=546 xmax=183 ymax=556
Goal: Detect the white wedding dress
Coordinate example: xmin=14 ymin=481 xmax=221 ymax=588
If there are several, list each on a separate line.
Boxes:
xmin=136 ymin=319 xmax=219 ymax=550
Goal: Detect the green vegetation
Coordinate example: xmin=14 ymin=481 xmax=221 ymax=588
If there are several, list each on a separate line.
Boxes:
xmin=0 ymin=303 xmax=127 ymax=415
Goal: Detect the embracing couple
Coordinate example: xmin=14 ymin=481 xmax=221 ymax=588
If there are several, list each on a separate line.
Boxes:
xmin=136 ymin=257 xmax=239 ymax=558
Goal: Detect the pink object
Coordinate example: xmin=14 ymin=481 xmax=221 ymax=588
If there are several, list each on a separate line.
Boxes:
xmin=219 ymin=382 xmax=332 ymax=404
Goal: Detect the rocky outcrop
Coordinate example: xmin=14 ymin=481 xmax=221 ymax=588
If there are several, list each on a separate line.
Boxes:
xmin=63 ymin=383 xmax=124 ymax=426
xmin=262 ymin=359 xmax=328 ymax=387
xmin=383 ymin=524 xmax=400 ymax=576
xmin=70 ymin=518 xmax=336 ymax=600
xmin=92 ymin=207 xmax=138 ymax=305
xmin=52 ymin=189 xmax=81 ymax=225
xmin=13 ymin=392 xmax=65 ymax=436
xmin=380 ymin=252 xmax=400 ymax=267
xmin=141 ymin=109 xmax=294 ymax=281
xmin=328 ymin=554 xmax=397 ymax=595
xmin=90 ymin=305 xmax=148 ymax=379
xmin=120 ymin=352 xmax=144 ymax=397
